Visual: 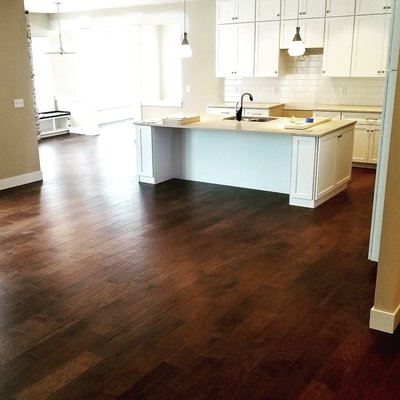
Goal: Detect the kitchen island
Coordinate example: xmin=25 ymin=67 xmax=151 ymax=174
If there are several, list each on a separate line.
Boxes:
xmin=134 ymin=116 xmax=355 ymax=208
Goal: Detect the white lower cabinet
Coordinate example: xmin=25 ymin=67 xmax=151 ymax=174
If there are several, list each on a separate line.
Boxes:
xmin=352 ymin=125 xmax=381 ymax=163
xmin=290 ymin=126 xmax=354 ymax=207
xmin=136 ymin=125 xmax=175 ymax=184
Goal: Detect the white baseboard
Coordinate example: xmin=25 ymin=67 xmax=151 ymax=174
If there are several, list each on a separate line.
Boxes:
xmin=0 ymin=171 xmax=43 ymax=191
xmin=369 ymin=304 xmax=400 ymax=333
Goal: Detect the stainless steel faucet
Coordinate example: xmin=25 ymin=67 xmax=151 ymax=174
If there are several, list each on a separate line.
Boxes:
xmin=236 ymin=92 xmax=254 ymax=121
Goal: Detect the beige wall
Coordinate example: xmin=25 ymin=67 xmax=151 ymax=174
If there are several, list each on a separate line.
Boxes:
xmin=0 ymin=0 xmax=41 ymax=182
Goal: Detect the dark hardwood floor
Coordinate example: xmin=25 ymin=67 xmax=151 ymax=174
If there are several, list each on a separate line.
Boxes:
xmin=0 ymin=127 xmax=399 ymax=399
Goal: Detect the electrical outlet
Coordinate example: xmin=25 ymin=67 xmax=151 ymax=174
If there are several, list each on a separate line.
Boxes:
xmin=186 ymin=85 xmax=191 ymax=93
xmin=234 ymin=86 xmax=239 ymax=94
xmin=342 ymin=87 xmax=348 ymax=95
xmin=14 ymin=98 xmax=24 ymax=108
xmin=274 ymin=87 xmax=279 ymax=94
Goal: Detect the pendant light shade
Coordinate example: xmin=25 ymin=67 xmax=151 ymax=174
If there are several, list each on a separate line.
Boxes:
xmin=181 ymin=0 xmax=192 ymax=58
xmin=288 ymin=0 xmax=305 ymax=57
xmin=288 ymin=26 xmax=305 ymax=56
xmin=181 ymin=32 xmax=192 ymax=58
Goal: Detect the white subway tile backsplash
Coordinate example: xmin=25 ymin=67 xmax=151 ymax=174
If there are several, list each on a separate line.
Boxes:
xmin=225 ymin=51 xmax=385 ymax=108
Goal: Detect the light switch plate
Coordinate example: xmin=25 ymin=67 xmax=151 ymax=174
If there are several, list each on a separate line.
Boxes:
xmin=14 ymin=98 xmax=24 ymax=108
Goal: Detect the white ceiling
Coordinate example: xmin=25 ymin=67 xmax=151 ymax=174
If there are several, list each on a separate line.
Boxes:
xmin=24 ymin=0 xmax=180 ymax=13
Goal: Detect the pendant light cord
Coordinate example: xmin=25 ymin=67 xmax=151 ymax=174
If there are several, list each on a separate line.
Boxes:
xmin=56 ymin=2 xmax=63 ymax=52
xmin=183 ymin=0 xmax=187 ymax=32
xmin=296 ymin=0 xmax=300 ymax=26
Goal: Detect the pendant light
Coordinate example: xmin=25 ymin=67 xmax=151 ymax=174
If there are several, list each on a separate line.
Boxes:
xmin=45 ymin=2 xmax=76 ymax=55
xmin=288 ymin=0 xmax=305 ymax=57
xmin=181 ymin=0 xmax=192 ymax=58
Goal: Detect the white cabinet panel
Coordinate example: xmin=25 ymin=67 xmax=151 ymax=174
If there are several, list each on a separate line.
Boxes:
xmin=369 ymin=127 xmax=381 ymax=164
xmin=217 ymin=0 xmax=256 ymax=23
xmin=351 ymin=14 xmax=391 ymax=77
xmin=256 ymin=0 xmax=281 ymax=21
xmin=356 ymin=0 xmax=392 ymax=15
xmin=280 ymin=18 xmax=324 ymax=49
xmin=315 ymin=132 xmax=337 ymax=199
xmin=255 ymin=21 xmax=280 ymax=76
xmin=335 ymin=128 xmax=353 ymax=186
xmin=136 ymin=125 xmax=153 ymax=178
xmin=352 ymin=126 xmax=370 ymax=162
xmin=325 ymin=0 xmax=356 ymax=17
xmin=322 ymin=16 xmax=353 ymax=76
xmin=281 ymin=0 xmax=326 ymax=20
xmin=216 ymin=23 xmax=255 ymax=77
xmin=290 ymin=136 xmax=316 ymax=200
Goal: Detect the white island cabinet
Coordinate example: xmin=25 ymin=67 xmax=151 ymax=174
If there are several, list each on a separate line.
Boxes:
xmin=135 ymin=117 xmax=355 ymax=208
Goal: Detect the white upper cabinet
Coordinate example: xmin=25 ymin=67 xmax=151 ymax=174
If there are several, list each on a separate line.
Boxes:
xmin=322 ymin=16 xmax=354 ymax=76
xmin=281 ymin=0 xmax=326 ymax=20
xmin=255 ymin=21 xmax=280 ymax=76
xmin=280 ymin=18 xmax=324 ymax=48
xmin=216 ymin=23 xmax=255 ymax=77
xmin=325 ymin=0 xmax=356 ymax=17
xmin=217 ymin=0 xmax=256 ymax=23
xmin=351 ymin=14 xmax=391 ymax=77
xmin=356 ymin=0 xmax=392 ymax=15
xmin=256 ymin=0 xmax=281 ymax=21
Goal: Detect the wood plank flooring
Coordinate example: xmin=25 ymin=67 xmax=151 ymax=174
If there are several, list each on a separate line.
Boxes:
xmin=0 ymin=128 xmax=398 ymax=399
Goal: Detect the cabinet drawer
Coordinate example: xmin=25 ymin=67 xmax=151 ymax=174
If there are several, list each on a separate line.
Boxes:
xmin=313 ymin=111 xmax=341 ymax=120
xmin=342 ymin=112 xmax=381 ymax=125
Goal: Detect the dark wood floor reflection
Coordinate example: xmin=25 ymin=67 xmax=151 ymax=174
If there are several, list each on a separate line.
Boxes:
xmin=0 ymin=129 xmax=398 ymax=400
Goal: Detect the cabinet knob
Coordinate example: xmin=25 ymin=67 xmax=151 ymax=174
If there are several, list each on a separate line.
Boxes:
xmin=326 ymin=10 xmax=330 ymax=13
xmin=322 ymin=70 xmax=326 ymax=73
xmin=277 ymin=13 xmax=280 ymax=16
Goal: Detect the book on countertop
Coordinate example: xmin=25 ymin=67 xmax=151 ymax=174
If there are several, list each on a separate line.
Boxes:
xmin=162 ymin=113 xmax=200 ymax=126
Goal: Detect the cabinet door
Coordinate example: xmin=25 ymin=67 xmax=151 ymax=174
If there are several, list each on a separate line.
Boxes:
xmin=325 ymin=0 xmax=355 ymax=17
xmin=236 ymin=23 xmax=255 ymax=76
xmin=315 ymin=132 xmax=337 ymax=200
xmin=290 ymin=136 xmax=317 ymax=200
xmin=237 ymin=0 xmax=256 ymax=22
xmin=216 ymin=23 xmax=254 ymax=77
xmin=322 ymin=16 xmax=353 ymax=77
xmin=351 ymin=126 xmax=370 ymax=162
xmin=216 ymin=24 xmax=237 ymax=76
xmin=217 ymin=0 xmax=255 ymax=23
xmin=280 ymin=18 xmax=324 ymax=49
xmin=136 ymin=126 xmax=153 ymax=178
xmin=356 ymin=0 xmax=392 ymax=15
xmin=335 ymin=128 xmax=353 ymax=186
xmin=300 ymin=0 xmax=326 ymax=18
xmin=255 ymin=21 xmax=280 ymax=76
xmin=282 ymin=0 xmax=326 ymax=19
xmin=217 ymin=0 xmax=238 ymax=23
xmin=351 ymin=14 xmax=390 ymax=77
xmin=256 ymin=0 xmax=281 ymax=21
xmin=368 ymin=127 xmax=381 ymax=163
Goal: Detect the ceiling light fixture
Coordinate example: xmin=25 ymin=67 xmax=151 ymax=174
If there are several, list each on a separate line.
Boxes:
xmin=46 ymin=2 xmax=76 ymax=55
xmin=288 ymin=0 xmax=305 ymax=57
xmin=181 ymin=0 xmax=192 ymax=58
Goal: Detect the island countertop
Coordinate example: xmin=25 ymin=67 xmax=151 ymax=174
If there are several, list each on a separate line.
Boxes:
xmin=135 ymin=115 xmax=356 ymax=138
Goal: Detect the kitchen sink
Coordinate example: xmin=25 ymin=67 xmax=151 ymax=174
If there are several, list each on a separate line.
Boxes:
xmin=223 ymin=116 xmax=277 ymax=122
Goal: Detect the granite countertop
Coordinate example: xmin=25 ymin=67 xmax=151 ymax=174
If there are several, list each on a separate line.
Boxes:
xmin=207 ymin=102 xmax=285 ymax=109
xmin=314 ymin=105 xmax=382 ymax=113
xmin=136 ymin=115 xmax=356 ymax=138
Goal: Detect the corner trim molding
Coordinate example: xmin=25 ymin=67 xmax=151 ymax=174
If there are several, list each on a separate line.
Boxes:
xmin=369 ymin=304 xmax=400 ymax=334
xmin=0 ymin=171 xmax=43 ymax=191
